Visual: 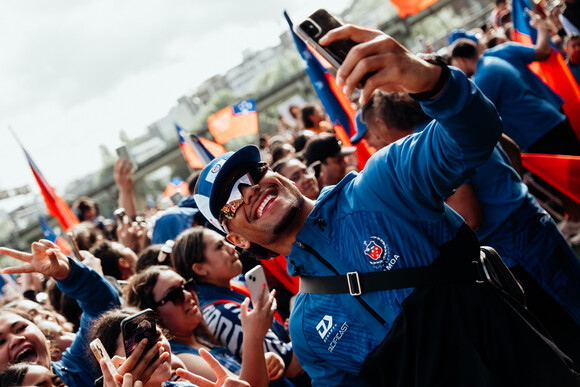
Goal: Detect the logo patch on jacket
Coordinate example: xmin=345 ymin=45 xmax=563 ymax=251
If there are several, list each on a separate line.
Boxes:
xmin=364 ymin=240 xmax=382 ymax=260
xmin=317 ymin=315 xmax=333 ymax=339
xmin=363 ymin=236 xmax=387 ymax=265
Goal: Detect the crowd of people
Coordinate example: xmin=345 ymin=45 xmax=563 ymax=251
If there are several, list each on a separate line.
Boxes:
xmin=1 ymin=1 xmax=580 ymax=386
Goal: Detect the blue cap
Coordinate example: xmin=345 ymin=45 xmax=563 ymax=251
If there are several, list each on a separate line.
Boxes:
xmin=448 ymin=29 xmax=479 ymax=45
xmin=194 ymin=145 xmax=261 ymax=233
xmin=350 ymin=110 xmax=367 ymax=145
xmin=151 ymin=206 xmax=199 ymax=244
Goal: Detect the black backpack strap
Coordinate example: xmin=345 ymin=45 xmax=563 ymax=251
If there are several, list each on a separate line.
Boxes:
xmin=300 ymin=258 xmax=483 ymax=295
xmin=300 ymin=245 xmax=526 ymax=306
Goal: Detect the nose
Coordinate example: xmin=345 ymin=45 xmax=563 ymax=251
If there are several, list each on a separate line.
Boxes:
xmin=8 ymin=333 xmax=25 ymax=350
xmin=239 ymin=183 xmax=260 ymax=205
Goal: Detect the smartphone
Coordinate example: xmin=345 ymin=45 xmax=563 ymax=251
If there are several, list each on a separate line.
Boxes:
xmin=244 ymin=265 xmax=270 ymax=304
xmin=295 ymin=9 xmax=376 ymax=87
xmin=170 ymin=191 xmax=183 ymax=205
xmin=116 ymin=145 xmax=138 ymax=172
xmin=113 ymin=208 xmax=126 ymax=225
xmin=120 ymin=309 xmax=160 ymax=362
xmin=90 ymin=338 xmax=117 ymax=376
xmin=66 ymin=232 xmax=82 ymax=261
xmin=295 ymin=9 xmax=355 ymax=69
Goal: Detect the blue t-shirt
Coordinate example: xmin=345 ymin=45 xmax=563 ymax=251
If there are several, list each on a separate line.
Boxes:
xmin=473 ymin=44 xmax=565 ymax=150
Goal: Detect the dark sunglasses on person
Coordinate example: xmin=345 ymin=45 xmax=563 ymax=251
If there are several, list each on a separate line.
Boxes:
xmin=218 ymin=162 xmax=269 ymax=221
xmin=154 ymin=279 xmax=196 ymax=308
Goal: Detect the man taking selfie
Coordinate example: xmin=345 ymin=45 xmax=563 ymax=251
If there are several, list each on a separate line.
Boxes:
xmin=194 ymin=23 xmax=580 ymax=386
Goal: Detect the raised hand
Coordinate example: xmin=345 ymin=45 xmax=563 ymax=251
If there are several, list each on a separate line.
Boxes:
xmin=111 ymin=338 xmax=170 ymax=384
xmin=116 ymin=216 xmax=147 ymax=255
xmin=0 ymin=239 xmax=71 ymax=280
xmin=265 ymin=352 xmax=285 ymax=381
xmin=176 ymin=348 xmax=251 ymax=387
xmin=114 ymin=158 xmax=135 ymax=192
xmin=240 ymin=285 xmax=277 ymax=341
xmin=319 ymin=24 xmax=443 ymax=104
xmin=99 ymin=359 xmax=143 ymax=387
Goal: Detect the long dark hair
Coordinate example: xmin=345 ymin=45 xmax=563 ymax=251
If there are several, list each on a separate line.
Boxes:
xmin=89 ymin=307 xmax=145 ymax=373
xmin=171 ymin=227 xmax=206 ymax=282
xmin=124 ymin=266 xmax=218 ymax=344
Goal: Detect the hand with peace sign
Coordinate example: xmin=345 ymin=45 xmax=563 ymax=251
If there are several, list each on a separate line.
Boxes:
xmin=0 ymin=239 xmax=72 ymax=280
xmin=176 ymin=348 xmax=250 ymax=387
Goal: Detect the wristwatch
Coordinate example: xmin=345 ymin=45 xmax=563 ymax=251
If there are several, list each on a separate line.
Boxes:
xmin=409 ymin=55 xmax=450 ymax=101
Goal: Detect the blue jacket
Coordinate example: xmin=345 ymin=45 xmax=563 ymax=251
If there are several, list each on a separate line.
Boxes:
xmin=52 ymin=258 xmax=121 ymax=387
xmin=287 ymin=68 xmax=502 ymax=386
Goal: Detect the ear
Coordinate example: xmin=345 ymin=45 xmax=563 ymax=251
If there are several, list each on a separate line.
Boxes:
xmin=375 ymin=117 xmax=388 ymax=132
xmin=118 ymin=258 xmax=130 ymax=269
xmin=192 ymin=262 xmax=206 ymax=277
xmin=226 ymin=233 xmax=251 ymax=249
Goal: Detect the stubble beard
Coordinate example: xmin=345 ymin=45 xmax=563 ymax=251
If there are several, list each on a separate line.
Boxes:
xmin=273 ymin=193 xmax=304 ymax=235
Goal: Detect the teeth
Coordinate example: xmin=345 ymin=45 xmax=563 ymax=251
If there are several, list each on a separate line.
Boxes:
xmin=257 ymin=194 xmax=275 ymax=218
xmin=15 ymin=348 xmax=34 ymax=362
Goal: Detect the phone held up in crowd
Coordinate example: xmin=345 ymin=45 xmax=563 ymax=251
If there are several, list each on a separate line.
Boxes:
xmin=294 ymin=8 xmax=376 ymax=87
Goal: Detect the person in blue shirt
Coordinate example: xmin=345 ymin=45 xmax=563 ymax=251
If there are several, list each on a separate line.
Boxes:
xmin=358 ymin=88 xmax=580 ymax=364
xmin=192 ymin=23 xmax=580 ymax=386
xmin=448 ymin=12 xmax=580 ymax=244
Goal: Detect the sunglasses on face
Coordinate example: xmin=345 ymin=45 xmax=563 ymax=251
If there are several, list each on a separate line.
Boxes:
xmin=154 ymin=279 xmax=196 ymax=308
xmin=219 ymin=162 xmax=269 ymax=222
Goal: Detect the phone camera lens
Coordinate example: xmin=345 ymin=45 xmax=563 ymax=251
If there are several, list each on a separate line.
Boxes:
xmin=303 ymin=21 xmax=320 ymax=37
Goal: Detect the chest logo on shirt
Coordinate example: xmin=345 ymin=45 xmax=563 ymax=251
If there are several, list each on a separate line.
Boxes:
xmin=363 ymin=236 xmax=388 ymax=263
xmin=317 ymin=315 xmax=333 ymax=339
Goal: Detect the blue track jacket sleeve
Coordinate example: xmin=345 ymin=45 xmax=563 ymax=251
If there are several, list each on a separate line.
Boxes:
xmin=57 ymin=257 xmax=121 ymax=379
xmin=354 ymin=68 xmax=502 ymax=221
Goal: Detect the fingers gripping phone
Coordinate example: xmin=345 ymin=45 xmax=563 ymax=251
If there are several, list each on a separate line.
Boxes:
xmin=116 ymin=145 xmax=138 ymax=172
xmin=244 ymin=265 xmax=270 ymax=305
xmin=294 ymin=8 xmax=375 ymax=87
xmin=66 ymin=232 xmax=83 ymax=261
xmin=90 ymin=338 xmax=117 ymax=376
xmin=120 ymin=309 xmax=160 ymax=363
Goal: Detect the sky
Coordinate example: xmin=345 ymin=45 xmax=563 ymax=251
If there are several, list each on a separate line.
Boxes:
xmin=0 ymin=0 xmax=350 ymax=213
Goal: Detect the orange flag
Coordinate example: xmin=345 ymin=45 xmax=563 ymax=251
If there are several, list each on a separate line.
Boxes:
xmin=22 ymin=147 xmax=80 ymax=231
xmin=390 ymin=0 xmax=440 ymax=18
xmin=207 ymin=99 xmax=258 ymax=145
xmin=522 ymin=153 xmax=580 ymax=205
xmin=176 ymin=125 xmax=226 ymax=168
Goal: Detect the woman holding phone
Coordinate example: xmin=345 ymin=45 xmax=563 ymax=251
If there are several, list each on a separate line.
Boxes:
xmin=171 ymin=227 xmax=306 ymax=383
xmin=124 ymin=265 xmax=279 ymax=387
